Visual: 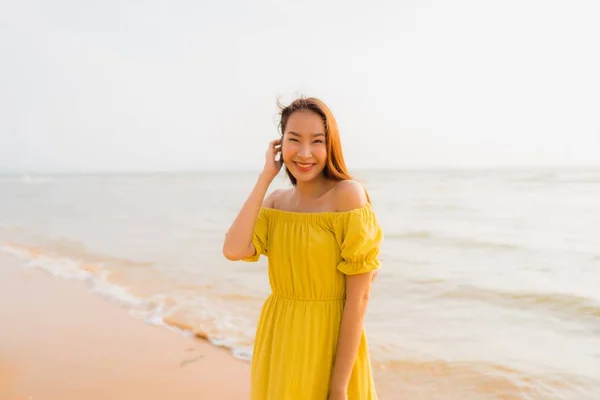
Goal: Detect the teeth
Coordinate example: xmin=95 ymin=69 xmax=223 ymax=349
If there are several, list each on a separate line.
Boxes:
xmin=296 ymin=163 xmax=314 ymax=168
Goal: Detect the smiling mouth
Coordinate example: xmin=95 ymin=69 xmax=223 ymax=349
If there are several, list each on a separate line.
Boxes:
xmin=294 ymin=162 xmax=315 ymax=171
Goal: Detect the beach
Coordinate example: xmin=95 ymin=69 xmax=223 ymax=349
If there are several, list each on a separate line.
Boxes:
xmin=0 ymin=252 xmax=250 ymax=400
xmin=1 ymin=169 xmax=599 ymax=399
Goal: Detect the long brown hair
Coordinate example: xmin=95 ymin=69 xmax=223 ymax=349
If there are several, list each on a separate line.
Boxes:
xmin=277 ymin=97 xmax=353 ymax=186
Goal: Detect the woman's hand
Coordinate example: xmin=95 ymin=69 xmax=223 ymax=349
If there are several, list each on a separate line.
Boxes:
xmin=327 ymin=389 xmax=347 ymax=400
xmin=262 ymin=138 xmax=283 ymax=181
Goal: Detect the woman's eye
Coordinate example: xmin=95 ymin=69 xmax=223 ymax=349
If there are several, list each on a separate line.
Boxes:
xmin=313 ymin=140 xmax=324 ymax=144
xmin=288 ymin=138 xmax=298 ymax=142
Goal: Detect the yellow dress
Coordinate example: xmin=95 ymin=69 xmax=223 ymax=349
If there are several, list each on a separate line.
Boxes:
xmin=243 ymin=203 xmax=383 ymax=400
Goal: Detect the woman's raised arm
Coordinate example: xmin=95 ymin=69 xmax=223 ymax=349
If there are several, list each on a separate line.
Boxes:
xmin=222 ymin=139 xmax=282 ymax=260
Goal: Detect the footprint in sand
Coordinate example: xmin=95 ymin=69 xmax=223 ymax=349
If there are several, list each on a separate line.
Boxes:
xmin=180 ymin=355 xmax=204 ymax=367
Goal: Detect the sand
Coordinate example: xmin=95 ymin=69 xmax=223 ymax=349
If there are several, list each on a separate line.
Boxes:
xmin=0 ymin=253 xmax=250 ymax=400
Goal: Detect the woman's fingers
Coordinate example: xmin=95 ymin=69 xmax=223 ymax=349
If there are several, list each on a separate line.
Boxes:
xmin=268 ymin=139 xmax=282 ymax=153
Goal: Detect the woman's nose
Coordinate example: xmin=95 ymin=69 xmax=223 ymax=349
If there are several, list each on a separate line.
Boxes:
xmin=298 ymin=145 xmax=312 ymax=158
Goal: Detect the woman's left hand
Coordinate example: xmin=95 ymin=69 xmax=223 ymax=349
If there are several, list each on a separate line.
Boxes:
xmin=328 ymin=389 xmax=347 ymax=400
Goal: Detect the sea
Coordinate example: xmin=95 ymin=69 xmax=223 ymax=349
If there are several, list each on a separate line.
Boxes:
xmin=1 ymin=168 xmax=599 ymax=399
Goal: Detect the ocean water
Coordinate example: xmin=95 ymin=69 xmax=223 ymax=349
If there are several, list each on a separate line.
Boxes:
xmin=1 ymin=168 xmax=599 ymax=399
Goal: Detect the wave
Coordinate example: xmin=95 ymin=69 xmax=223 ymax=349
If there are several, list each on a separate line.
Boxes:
xmin=0 ymin=241 xmax=255 ymax=361
xmin=0 ymin=175 xmax=58 ymax=184
xmin=452 ymin=238 xmax=521 ymax=250
xmin=514 ymin=170 xmax=600 ymax=184
xmin=0 ymin=242 xmax=153 ymax=307
xmin=373 ymin=358 xmax=593 ymax=399
xmin=386 ymin=230 xmax=434 ymax=239
xmin=386 ymin=230 xmax=522 ymax=251
xmin=441 ymin=284 xmax=600 ymax=320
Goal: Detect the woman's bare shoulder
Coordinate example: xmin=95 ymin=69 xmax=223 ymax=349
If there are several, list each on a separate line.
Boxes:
xmin=262 ymin=188 xmax=292 ymax=208
xmin=333 ymin=180 xmax=368 ymax=212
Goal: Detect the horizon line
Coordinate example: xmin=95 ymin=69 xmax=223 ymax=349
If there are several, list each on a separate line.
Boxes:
xmin=1 ymin=164 xmax=600 ymax=176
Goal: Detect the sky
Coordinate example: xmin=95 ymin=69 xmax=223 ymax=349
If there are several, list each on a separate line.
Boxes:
xmin=1 ymin=0 xmax=599 ymax=173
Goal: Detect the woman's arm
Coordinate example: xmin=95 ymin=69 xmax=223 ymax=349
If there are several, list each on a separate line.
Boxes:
xmin=329 ymin=180 xmax=374 ymax=396
xmin=222 ymin=173 xmax=275 ymax=260
xmin=222 ymin=139 xmax=281 ymax=261
xmin=329 ymin=272 xmax=374 ymax=396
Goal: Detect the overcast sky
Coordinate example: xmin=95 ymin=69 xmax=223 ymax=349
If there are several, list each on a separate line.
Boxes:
xmin=1 ymin=0 xmax=599 ymax=173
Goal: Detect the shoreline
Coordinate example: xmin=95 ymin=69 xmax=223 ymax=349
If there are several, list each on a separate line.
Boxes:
xmin=0 ymin=252 xmax=250 ymax=400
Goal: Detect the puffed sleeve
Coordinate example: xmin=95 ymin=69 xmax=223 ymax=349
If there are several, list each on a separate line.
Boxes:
xmin=336 ymin=206 xmax=383 ymax=275
xmin=242 ymin=208 xmax=269 ymax=262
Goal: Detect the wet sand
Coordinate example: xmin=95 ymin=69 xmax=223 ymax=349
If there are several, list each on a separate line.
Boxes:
xmin=0 ymin=253 xmax=250 ymax=400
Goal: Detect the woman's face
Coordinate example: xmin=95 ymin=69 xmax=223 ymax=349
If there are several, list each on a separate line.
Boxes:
xmin=281 ymin=110 xmax=327 ymax=184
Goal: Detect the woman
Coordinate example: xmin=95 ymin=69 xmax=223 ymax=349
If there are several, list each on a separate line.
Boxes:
xmin=223 ymin=97 xmax=383 ymax=400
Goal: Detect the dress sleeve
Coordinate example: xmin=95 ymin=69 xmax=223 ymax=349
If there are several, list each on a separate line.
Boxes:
xmin=336 ymin=206 xmax=383 ymax=275
xmin=242 ymin=208 xmax=269 ymax=262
